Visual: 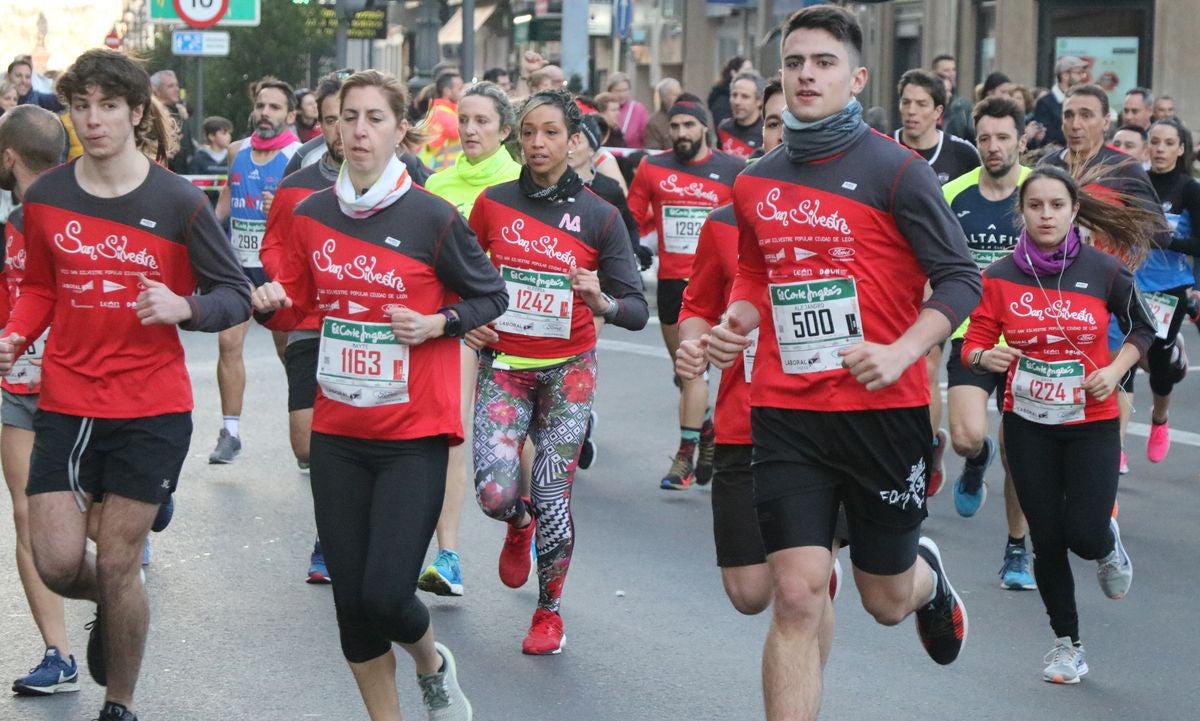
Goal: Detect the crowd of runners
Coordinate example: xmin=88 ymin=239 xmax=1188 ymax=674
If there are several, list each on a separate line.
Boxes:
xmin=0 ymin=3 xmax=1195 ymax=720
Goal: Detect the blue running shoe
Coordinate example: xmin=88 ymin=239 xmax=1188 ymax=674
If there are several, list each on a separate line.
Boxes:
xmin=1000 ymin=544 xmax=1037 ymax=590
xmin=11 ymin=646 xmax=79 ymax=696
xmin=954 ymin=436 xmax=995 ymax=517
xmin=307 ymin=539 xmax=331 ymax=584
xmin=419 ymin=549 xmax=464 ymax=596
xmin=151 ymin=495 xmax=174 ymax=533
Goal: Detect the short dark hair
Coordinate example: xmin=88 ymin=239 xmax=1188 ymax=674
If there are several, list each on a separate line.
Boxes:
xmin=1115 ymin=124 xmax=1148 ymax=141
xmin=931 ymin=53 xmax=955 ymax=68
xmin=202 ymin=115 xmax=233 ymax=137
xmin=1065 ymin=83 xmax=1110 ymax=116
xmin=6 ymin=58 xmax=32 ymax=77
xmin=482 ymin=67 xmax=509 ymax=84
xmin=780 ymin=6 xmax=863 ymax=65
xmin=314 ymin=72 xmax=346 ymax=117
xmin=1124 ymin=87 xmax=1153 ymax=106
xmin=0 ymin=104 xmax=66 ymax=172
xmin=972 ymin=95 xmax=1024 ymax=135
xmin=435 ymin=72 xmax=461 ymax=98
xmin=897 ymin=69 xmax=946 ymax=109
xmin=763 ymin=79 xmax=783 ymax=112
xmin=255 ymin=76 xmax=296 ymax=112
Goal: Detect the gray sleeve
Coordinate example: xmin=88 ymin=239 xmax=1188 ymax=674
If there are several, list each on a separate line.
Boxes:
xmin=595 ymin=207 xmax=649 ymax=331
xmin=890 ymin=156 xmax=982 ymax=329
xmin=432 ymin=213 xmax=508 ymax=330
xmin=180 ymin=196 xmax=252 ymax=332
xmin=1108 ymin=260 xmax=1156 ymax=359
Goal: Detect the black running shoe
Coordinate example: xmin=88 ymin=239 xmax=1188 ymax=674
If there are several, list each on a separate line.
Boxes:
xmin=914 ymin=538 xmax=968 ymax=665
xmin=694 ymin=416 xmax=715 ymax=486
xmin=85 ymin=608 xmax=105 ymax=686
xmin=95 ymin=701 xmax=137 ymax=720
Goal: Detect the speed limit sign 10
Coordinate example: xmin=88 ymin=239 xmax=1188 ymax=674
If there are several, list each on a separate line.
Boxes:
xmin=173 ymin=0 xmax=230 ymax=28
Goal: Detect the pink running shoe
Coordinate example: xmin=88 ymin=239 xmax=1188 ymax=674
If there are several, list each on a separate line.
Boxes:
xmin=1119 ymin=451 xmax=1130 ymax=475
xmin=1147 ymin=421 xmax=1170 ymax=463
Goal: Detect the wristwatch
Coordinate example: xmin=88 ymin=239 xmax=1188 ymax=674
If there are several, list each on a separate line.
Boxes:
xmin=438 ymin=308 xmax=463 ymax=338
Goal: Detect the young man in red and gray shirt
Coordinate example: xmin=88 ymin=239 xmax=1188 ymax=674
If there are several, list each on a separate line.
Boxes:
xmin=704 ymin=7 xmax=980 ymax=720
xmin=627 ymin=95 xmax=743 ymax=491
xmin=0 ymin=50 xmax=249 ymax=721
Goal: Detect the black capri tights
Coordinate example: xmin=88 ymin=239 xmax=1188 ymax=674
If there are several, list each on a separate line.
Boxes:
xmin=309 ymin=432 xmax=447 ymax=663
xmin=1146 ymin=284 xmax=1189 ymax=397
xmin=1002 ymin=414 xmax=1119 ymax=642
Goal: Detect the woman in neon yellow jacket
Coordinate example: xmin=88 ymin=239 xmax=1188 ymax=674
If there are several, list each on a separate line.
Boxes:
xmin=419 ymin=81 xmax=522 ymax=599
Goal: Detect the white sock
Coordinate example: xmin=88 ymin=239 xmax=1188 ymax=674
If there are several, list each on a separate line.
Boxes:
xmin=925 ymin=569 xmax=940 ymax=605
xmin=223 ymin=416 xmax=240 ymax=438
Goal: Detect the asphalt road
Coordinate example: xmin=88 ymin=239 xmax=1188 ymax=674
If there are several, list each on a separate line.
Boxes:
xmin=1 ymin=305 xmax=1200 ymax=720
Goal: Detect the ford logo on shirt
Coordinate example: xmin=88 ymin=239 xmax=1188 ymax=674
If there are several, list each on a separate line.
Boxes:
xmin=1078 ymin=334 xmax=1096 ymax=343
xmin=828 ymin=247 xmax=855 ymax=259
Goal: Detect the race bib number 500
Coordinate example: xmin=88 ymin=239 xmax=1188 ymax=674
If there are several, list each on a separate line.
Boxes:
xmin=317 ymin=318 xmax=410 ymax=407
xmin=770 ymin=278 xmax=863 ymax=374
xmin=1011 ymin=356 xmax=1085 ymax=425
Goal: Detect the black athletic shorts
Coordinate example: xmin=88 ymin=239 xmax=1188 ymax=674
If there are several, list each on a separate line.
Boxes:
xmin=751 ymin=406 xmax=929 ymax=575
xmin=946 ymin=338 xmax=1006 ymax=414
xmin=285 ymin=337 xmax=320 ymax=412
xmin=27 ymin=411 xmax=192 ymax=505
xmin=656 ymin=278 xmax=689 ymax=326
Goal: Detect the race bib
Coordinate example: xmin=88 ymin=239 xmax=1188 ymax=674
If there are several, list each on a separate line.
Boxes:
xmin=1143 ymin=291 xmax=1179 ymax=340
xmin=661 ymin=205 xmax=710 ymax=255
xmin=1011 ymin=357 xmax=1085 ymax=425
xmin=969 ymin=247 xmax=1011 ymax=271
xmin=230 ymin=217 xmax=265 ymax=268
xmin=317 ymin=318 xmax=409 ymax=407
xmin=770 ymin=278 xmax=863 ymax=374
xmin=5 ymin=329 xmax=49 ymax=386
xmin=494 ymin=266 xmax=573 ymax=339
xmin=742 ymin=328 xmax=759 ymax=383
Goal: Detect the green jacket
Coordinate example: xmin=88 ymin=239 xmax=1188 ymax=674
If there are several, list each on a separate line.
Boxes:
xmin=425 ymin=147 xmax=522 ymax=219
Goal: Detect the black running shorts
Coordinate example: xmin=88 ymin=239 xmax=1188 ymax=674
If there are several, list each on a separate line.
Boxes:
xmin=751 ymin=406 xmax=929 ymax=575
xmin=656 ymin=278 xmax=689 ymax=326
xmin=946 ymin=338 xmax=1006 ymax=414
xmin=285 ymin=337 xmax=320 ymax=412
xmin=712 ymin=444 xmax=766 ymax=567
xmin=26 ymin=411 xmax=192 ymax=505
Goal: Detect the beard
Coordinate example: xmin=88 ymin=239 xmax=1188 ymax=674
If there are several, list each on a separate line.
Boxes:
xmin=255 ymin=118 xmax=285 ymax=140
xmin=983 ymin=157 xmax=1016 ymax=180
xmin=672 ymin=136 xmax=702 ymax=162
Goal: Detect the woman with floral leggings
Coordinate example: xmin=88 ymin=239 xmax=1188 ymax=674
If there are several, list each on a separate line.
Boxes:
xmin=466 ymin=89 xmax=648 ymax=654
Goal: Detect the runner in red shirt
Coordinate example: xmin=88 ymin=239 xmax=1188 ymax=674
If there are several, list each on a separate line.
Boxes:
xmin=0 ymin=50 xmax=251 ymax=721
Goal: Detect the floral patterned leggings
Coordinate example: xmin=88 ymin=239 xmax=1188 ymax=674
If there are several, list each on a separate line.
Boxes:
xmin=473 ymin=351 xmax=597 ymax=612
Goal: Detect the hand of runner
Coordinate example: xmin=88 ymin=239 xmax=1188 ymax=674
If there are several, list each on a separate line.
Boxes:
xmin=251 ymin=281 xmax=292 ymax=312
xmin=570 ymin=268 xmax=604 ymax=311
xmin=838 ymin=341 xmax=919 ymax=390
xmin=0 ymin=333 xmax=28 ymax=375
xmin=390 ymin=308 xmax=442 ymax=346
xmin=1083 ymin=365 xmax=1123 ymax=401
xmin=977 ymin=345 xmax=1022 ymax=373
xmin=136 ymin=274 xmax=193 ymax=325
xmin=464 ymin=323 xmax=499 ymax=351
xmin=705 ymin=322 xmax=752 ymax=369
xmin=675 ymin=338 xmax=707 ymax=380
xmin=262 ymin=190 xmax=275 ymax=216
xmin=520 ymin=50 xmax=547 ymax=76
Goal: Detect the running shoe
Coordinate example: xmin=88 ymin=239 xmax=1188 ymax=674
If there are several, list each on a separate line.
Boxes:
xmin=914 ymin=537 xmax=968 ymax=665
xmin=953 ymin=436 xmax=994 ymax=517
xmin=1097 ymin=517 xmax=1132 ymax=599
xmin=307 ymin=539 xmax=331 ymax=584
xmin=417 ymin=642 xmax=472 ymax=721
xmin=141 ymin=538 xmax=150 ymax=567
xmin=85 ymin=608 xmax=105 ymax=686
xmin=499 ymin=510 xmax=535 ymax=588
xmin=578 ymin=411 xmax=597 ymax=470
xmin=207 ymin=428 xmax=241 ymax=464
xmin=298 ymin=460 xmax=310 ymax=473
xmin=1042 ymin=637 xmax=1088 ymax=684
xmin=694 ymin=417 xmax=715 ymax=486
xmin=95 ymin=701 xmax=138 ymax=721
xmin=11 ymin=646 xmax=79 ymax=696
xmin=999 ymin=544 xmax=1037 ymax=590
xmin=829 ymin=557 xmax=843 ymax=602
xmin=1147 ymin=420 xmax=1170 ymax=463
xmin=522 ymin=608 xmax=566 ymax=655
xmin=1119 ymin=451 xmax=1130 ymax=475
xmin=151 ymin=495 xmax=174 ymax=533
xmin=660 ymin=454 xmax=695 ymax=491
xmin=928 ymin=429 xmax=948 ymax=497
xmin=419 ymin=549 xmax=464 ymax=596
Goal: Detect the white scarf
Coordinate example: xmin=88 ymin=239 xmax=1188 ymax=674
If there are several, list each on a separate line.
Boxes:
xmin=335 ymin=155 xmax=412 ymax=219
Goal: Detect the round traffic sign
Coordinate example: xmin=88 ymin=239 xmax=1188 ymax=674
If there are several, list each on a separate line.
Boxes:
xmin=104 ymin=31 xmax=122 ymax=49
xmin=173 ymin=0 xmax=230 ymax=29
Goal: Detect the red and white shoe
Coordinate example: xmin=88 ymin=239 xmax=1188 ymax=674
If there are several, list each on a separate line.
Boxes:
xmin=499 ymin=508 xmax=536 ymax=589
xmin=522 ymin=609 xmax=565 ymax=655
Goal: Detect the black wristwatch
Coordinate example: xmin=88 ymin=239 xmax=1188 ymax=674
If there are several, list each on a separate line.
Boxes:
xmin=438 ymin=308 xmax=463 ymax=338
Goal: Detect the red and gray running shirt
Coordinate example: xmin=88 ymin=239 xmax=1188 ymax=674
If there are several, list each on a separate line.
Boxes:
xmin=678 ymin=204 xmax=754 ymax=444
xmin=718 ymin=118 xmax=764 ymax=160
xmin=729 ymin=134 xmax=981 ymax=412
xmin=469 ymin=181 xmax=649 ymax=359
xmin=260 ymin=160 xmax=338 ymax=333
xmin=1 ymin=208 xmax=44 ymax=394
xmin=961 ymin=247 xmax=1154 ymax=424
xmin=627 ymin=149 xmax=743 ymax=280
xmin=4 ymin=161 xmax=251 ymax=417
xmin=261 ymin=186 xmax=507 ymax=442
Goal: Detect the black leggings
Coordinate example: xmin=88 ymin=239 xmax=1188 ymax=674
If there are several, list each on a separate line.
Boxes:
xmin=1146 ymin=284 xmax=1189 ymax=397
xmin=1002 ymin=414 xmax=1119 ymax=642
xmin=309 ymin=432 xmax=447 ymax=663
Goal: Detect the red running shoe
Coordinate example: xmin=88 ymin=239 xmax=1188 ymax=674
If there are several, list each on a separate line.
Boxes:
xmin=522 ymin=609 xmax=565 ymax=655
xmin=499 ymin=509 xmax=535 ymax=589
xmin=914 ymin=537 xmax=968 ymax=665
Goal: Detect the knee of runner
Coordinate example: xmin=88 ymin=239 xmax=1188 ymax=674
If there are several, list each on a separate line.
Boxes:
xmin=770 ymin=573 xmax=831 ymax=625
xmin=94 ymin=548 xmax=143 ymax=588
xmin=727 ymin=587 xmax=771 ymax=616
xmin=949 ymin=429 xmax=984 ymax=459
xmin=475 ymin=473 xmax=521 ymax=520
xmin=361 ymin=587 xmax=429 ymax=646
xmin=860 ymin=597 xmax=908 ymax=627
xmin=1065 ymin=521 xmax=1115 ymax=561
xmin=338 ymin=622 xmax=393 ymax=665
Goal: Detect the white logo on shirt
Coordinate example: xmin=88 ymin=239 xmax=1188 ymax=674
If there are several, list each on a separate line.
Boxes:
xmin=794 ymin=248 xmax=817 ymax=261
xmin=658 ymin=174 xmax=721 ymax=204
xmin=53 ymin=220 xmax=161 ymax=271
xmin=841 ymin=181 xmax=858 ymax=191
xmin=500 ymin=219 xmax=578 ymax=270
xmin=1008 ymin=291 xmax=1096 ymax=325
xmin=102 ymin=280 xmax=126 ymax=293
xmin=311 ymin=239 xmax=407 ymax=294
xmin=139 ymin=218 xmax=157 ymax=229
xmin=957 ymin=210 xmax=971 ymax=218
xmin=755 ymin=189 xmax=852 ymax=234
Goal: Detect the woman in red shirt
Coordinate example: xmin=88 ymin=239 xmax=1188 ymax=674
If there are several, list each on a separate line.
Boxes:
xmin=962 ymin=165 xmax=1158 ymax=685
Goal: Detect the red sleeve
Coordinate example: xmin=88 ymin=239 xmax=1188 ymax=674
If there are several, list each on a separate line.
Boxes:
xmin=961 ymin=275 xmax=1003 ymax=362
xmin=261 ymin=187 xmax=302 ymax=279
xmin=626 ymin=164 xmax=655 ymax=236
xmin=259 ymin=215 xmax=318 ymax=332
xmin=468 ymin=191 xmax=491 ymax=253
xmin=678 ymin=217 xmax=730 ymax=327
xmin=2 ymin=203 xmax=56 ymax=347
xmin=728 ymin=189 xmax=768 ymax=309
